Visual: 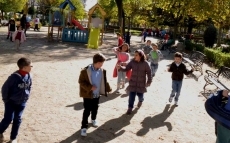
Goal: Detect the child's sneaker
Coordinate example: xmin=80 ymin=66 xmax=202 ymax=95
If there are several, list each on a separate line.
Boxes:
xmin=137 ymin=102 xmax=142 ymax=108
xmin=126 ymin=108 xmax=132 ymax=115
xmin=0 ymin=134 xmax=4 ymax=142
xmin=81 ymin=128 xmax=87 ymax=136
xmin=169 ymin=97 xmax=173 ymax=103
xmin=91 ymin=120 xmax=98 ymax=127
xmin=10 ymin=139 xmax=17 ymax=143
xmin=174 ymin=101 xmax=178 ymax=106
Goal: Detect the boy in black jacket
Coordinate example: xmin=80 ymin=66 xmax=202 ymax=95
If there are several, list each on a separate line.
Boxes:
xmin=168 ymin=52 xmax=194 ymax=106
xmin=0 ymin=57 xmax=32 ymax=143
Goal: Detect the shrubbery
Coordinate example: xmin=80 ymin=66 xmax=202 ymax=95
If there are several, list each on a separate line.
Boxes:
xmin=184 ymin=40 xmax=204 ymax=52
xmin=204 ymin=48 xmax=230 ymax=67
xmin=203 ymin=25 xmax=217 ymax=47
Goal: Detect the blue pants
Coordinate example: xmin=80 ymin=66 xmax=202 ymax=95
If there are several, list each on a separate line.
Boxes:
xmin=150 ymin=63 xmax=159 ymax=77
xmin=128 ymin=92 xmax=144 ymax=108
xmin=0 ymin=101 xmax=25 ymax=140
xmin=170 ymin=80 xmax=183 ymax=101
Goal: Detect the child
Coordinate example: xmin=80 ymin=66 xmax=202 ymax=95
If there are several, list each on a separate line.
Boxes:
xmin=117 ymin=32 xmax=124 ymax=47
xmin=7 ymin=19 xmax=16 ymax=41
xmin=167 ymin=52 xmax=194 ymax=106
xmin=0 ymin=57 xmax=33 ymax=143
xmin=113 ymin=43 xmax=131 ymax=93
xmin=78 ymin=53 xmax=112 ymax=137
xmin=142 ymin=40 xmax=152 ymax=60
xmin=205 ymin=90 xmax=230 ymax=143
xmin=117 ymin=49 xmax=152 ymax=114
xmin=12 ymin=26 xmax=26 ymax=51
xmin=149 ymin=43 xmax=163 ymax=77
xmin=34 ymin=16 xmax=40 ymax=31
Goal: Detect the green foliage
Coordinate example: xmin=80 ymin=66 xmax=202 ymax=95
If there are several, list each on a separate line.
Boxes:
xmin=28 ymin=7 xmax=36 ymax=15
xmin=203 ymin=25 xmax=217 ymax=47
xmin=0 ymin=0 xmax=27 ymax=12
xmin=204 ymin=48 xmax=230 ymax=67
xmin=194 ymin=44 xmax=205 ymax=52
xmin=184 ymin=40 xmax=194 ymax=51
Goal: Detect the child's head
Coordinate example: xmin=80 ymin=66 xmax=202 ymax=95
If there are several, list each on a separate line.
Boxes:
xmin=146 ymin=40 xmax=151 ymax=45
xmin=17 ymin=57 xmax=32 ymax=73
xmin=134 ymin=49 xmax=146 ymax=62
xmin=120 ymin=43 xmax=130 ymax=53
xmin=152 ymin=43 xmax=158 ymax=50
xmin=93 ymin=53 xmax=106 ymax=69
xmin=116 ymin=32 xmax=121 ymax=38
xmin=174 ymin=52 xmax=183 ymax=64
xmin=18 ymin=26 xmax=22 ymax=30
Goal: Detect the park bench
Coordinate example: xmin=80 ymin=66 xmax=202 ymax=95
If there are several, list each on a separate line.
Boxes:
xmin=168 ymin=42 xmax=185 ymax=55
xmin=203 ymin=66 xmax=230 ymax=91
xmin=182 ymin=51 xmax=206 ymax=75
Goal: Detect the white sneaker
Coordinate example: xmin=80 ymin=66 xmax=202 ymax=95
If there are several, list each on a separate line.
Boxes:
xmin=174 ymin=101 xmax=178 ymax=106
xmin=92 ymin=120 xmax=98 ymax=127
xmin=81 ymin=128 xmax=87 ymax=137
xmin=10 ymin=139 xmax=17 ymax=143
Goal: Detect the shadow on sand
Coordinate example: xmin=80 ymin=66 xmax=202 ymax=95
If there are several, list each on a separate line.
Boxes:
xmin=60 ymin=108 xmax=139 ymax=143
xmin=136 ymin=104 xmax=176 ymax=136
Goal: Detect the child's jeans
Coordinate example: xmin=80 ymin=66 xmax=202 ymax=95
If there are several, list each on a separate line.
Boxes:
xmin=128 ymin=92 xmax=144 ymax=108
xmin=216 ymin=122 xmax=230 ymax=143
xmin=81 ymin=97 xmax=100 ymax=129
xmin=0 ymin=101 xmax=26 ymax=140
xmin=170 ymin=80 xmax=183 ymax=101
xmin=117 ymin=71 xmax=126 ymax=85
xmin=150 ymin=63 xmax=159 ymax=77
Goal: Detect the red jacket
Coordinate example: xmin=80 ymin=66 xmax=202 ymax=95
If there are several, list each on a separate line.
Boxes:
xmin=118 ymin=37 xmax=123 ymax=47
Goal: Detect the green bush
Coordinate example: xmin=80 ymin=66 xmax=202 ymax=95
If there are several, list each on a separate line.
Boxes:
xmin=204 ymin=48 xmax=230 ymax=67
xmin=194 ymin=44 xmax=205 ymax=52
xmin=184 ymin=40 xmax=194 ymax=51
xmin=203 ymin=25 xmax=217 ymax=47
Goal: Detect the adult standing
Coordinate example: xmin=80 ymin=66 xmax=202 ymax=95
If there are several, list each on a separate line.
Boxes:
xmin=20 ymin=14 xmax=27 ymax=37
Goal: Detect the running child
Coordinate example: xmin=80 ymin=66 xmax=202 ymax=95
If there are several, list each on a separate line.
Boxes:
xmin=7 ymin=19 xmax=16 ymax=41
xmin=149 ymin=43 xmax=163 ymax=77
xmin=117 ymin=49 xmax=152 ymax=114
xmin=78 ymin=53 xmax=112 ymax=137
xmin=142 ymin=40 xmax=152 ymax=60
xmin=167 ymin=52 xmax=194 ymax=106
xmin=0 ymin=57 xmax=33 ymax=143
xmin=113 ymin=43 xmax=131 ymax=93
xmin=12 ymin=26 xmax=26 ymax=51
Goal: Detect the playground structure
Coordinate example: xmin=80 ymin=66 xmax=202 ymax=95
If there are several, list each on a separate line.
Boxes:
xmin=47 ymin=0 xmax=88 ymax=42
xmin=87 ymin=3 xmax=106 ymax=49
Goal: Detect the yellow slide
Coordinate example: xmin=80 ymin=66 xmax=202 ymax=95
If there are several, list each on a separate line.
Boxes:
xmin=88 ymin=28 xmax=100 ymax=49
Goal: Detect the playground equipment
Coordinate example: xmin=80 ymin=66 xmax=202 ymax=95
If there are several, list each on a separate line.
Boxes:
xmin=87 ymin=3 xmax=106 ymax=49
xmin=59 ymin=0 xmax=88 ymax=43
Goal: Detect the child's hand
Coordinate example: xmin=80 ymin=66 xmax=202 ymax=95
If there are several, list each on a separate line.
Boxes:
xmin=116 ymin=64 xmax=121 ymax=69
xmin=121 ymin=63 xmax=127 ymax=66
xmin=222 ymin=90 xmax=230 ymax=97
xmin=146 ymin=83 xmax=150 ymax=87
xmin=91 ymin=86 xmax=97 ymax=91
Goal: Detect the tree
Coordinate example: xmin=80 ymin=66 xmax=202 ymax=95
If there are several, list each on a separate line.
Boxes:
xmin=0 ymin=0 xmax=27 ymax=18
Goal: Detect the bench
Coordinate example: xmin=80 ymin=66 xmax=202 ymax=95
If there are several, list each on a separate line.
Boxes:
xmin=182 ymin=51 xmax=206 ymax=75
xmin=168 ymin=42 xmax=185 ymax=55
xmin=203 ymin=66 xmax=230 ymax=91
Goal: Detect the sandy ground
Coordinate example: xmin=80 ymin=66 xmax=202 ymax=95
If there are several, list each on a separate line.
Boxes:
xmin=0 ymin=26 xmax=223 ymax=143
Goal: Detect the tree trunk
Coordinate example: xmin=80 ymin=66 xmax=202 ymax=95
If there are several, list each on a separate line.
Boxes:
xmin=217 ymin=24 xmax=222 ymax=47
xmin=173 ymin=23 xmax=179 ymax=40
xmin=115 ymin=0 xmax=125 ymax=36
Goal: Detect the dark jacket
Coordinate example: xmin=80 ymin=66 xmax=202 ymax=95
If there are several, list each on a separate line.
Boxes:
xmin=120 ymin=60 xmax=152 ymax=93
xmin=1 ymin=71 xmax=32 ymax=104
xmin=168 ymin=62 xmax=193 ymax=81
xmin=20 ymin=17 xmax=27 ymax=28
xmin=78 ymin=65 xmax=112 ymax=99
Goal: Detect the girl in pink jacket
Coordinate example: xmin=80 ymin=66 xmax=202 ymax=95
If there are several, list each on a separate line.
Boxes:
xmin=113 ymin=43 xmax=131 ymax=93
xmin=12 ymin=26 xmax=26 ymax=51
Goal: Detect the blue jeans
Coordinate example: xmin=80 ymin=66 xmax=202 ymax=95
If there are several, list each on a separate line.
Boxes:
xmin=128 ymin=92 xmax=144 ymax=108
xmin=150 ymin=63 xmax=159 ymax=77
xmin=170 ymin=80 xmax=183 ymax=101
xmin=0 ymin=101 xmax=25 ymax=140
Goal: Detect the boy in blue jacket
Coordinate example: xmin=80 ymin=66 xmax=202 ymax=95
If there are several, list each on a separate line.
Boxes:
xmin=0 ymin=57 xmax=32 ymax=143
